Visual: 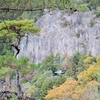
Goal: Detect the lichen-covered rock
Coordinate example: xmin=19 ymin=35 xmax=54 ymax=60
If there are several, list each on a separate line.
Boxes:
xmin=17 ymin=11 xmax=100 ymax=63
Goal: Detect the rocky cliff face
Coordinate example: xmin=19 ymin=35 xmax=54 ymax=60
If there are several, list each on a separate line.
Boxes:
xmin=17 ymin=11 xmax=100 ymax=63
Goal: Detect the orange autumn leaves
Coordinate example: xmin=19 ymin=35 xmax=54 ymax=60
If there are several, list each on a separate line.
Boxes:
xmin=45 ymin=78 xmax=98 ymax=100
xmin=45 ymin=78 xmax=78 ymax=100
xmin=45 ymin=57 xmax=100 ymax=100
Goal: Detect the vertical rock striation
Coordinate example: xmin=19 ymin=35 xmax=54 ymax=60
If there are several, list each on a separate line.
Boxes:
xmin=17 ymin=11 xmax=100 ymax=63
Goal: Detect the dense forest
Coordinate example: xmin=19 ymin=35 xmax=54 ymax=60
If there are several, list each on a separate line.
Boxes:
xmin=0 ymin=0 xmax=100 ymax=100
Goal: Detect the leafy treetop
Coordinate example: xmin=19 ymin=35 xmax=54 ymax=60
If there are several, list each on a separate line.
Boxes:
xmin=0 ymin=19 xmax=40 ymax=57
xmin=0 ymin=51 xmax=37 ymax=74
xmin=0 ymin=19 xmax=40 ymax=38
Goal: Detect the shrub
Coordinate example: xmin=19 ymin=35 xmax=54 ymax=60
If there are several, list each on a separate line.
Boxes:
xmin=66 ymin=51 xmax=87 ymax=78
xmin=90 ymin=19 xmax=95 ymax=27
xmin=4 ymin=94 xmax=18 ymax=100
xmin=94 ymin=10 xmax=100 ymax=17
xmin=77 ymin=4 xmax=87 ymax=12
xmin=76 ymin=33 xmax=80 ymax=38
xmin=88 ymin=0 xmax=100 ymax=10
xmin=95 ymin=36 xmax=99 ymax=39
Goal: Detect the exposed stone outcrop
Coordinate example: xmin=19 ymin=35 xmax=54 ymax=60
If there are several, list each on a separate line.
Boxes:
xmin=17 ymin=11 xmax=100 ymax=63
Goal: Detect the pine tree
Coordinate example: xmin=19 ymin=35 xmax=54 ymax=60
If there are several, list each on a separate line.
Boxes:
xmin=0 ymin=51 xmax=37 ymax=99
xmin=0 ymin=19 xmax=40 ymax=99
xmin=0 ymin=19 xmax=40 ymax=57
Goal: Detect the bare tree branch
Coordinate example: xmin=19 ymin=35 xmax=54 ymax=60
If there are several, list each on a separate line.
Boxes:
xmin=0 ymin=7 xmax=44 ymax=12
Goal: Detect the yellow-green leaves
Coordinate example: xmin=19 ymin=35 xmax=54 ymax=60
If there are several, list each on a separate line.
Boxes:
xmin=0 ymin=19 xmax=40 ymax=38
xmin=45 ymin=56 xmax=100 ymax=100
xmin=0 ymin=67 xmax=11 ymax=79
xmin=84 ymin=56 xmax=93 ymax=64
xmin=6 ymin=33 xmax=18 ymax=38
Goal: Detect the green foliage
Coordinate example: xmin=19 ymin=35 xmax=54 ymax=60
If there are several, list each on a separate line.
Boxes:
xmin=29 ymin=63 xmax=38 ymax=70
xmin=0 ymin=67 xmax=11 ymax=79
xmin=94 ymin=10 xmax=100 ymax=17
xmin=76 ymin=33 xmax=80 ymax=38
xmin=66 ymin=51 xmax=87 ymax=78
xmin=23 ymin=10 xmax=43 ymax=21
xmin=28 ymin=70 xmax=53 ymax=99
xmin=0 ymin=0 xmax=99 ymax=21
xmin=38 ymin=53 xmax=62 ymax=73
xmin=77 ymin=4 xmax=87 ymax=12
xmin=1 ymin=52 xmax=99 ymax=100
xmin=29 ymin=71 xmax=66 ymax=100
xmin=38 ymin=53 xmax=54 ymax=72
xmin=39 ymin=75 xmax=66 ymax=100
xmin=95 ymin=36 xmax=99 ymax=39
xmin=88 ymin=0 xmax=100 ymax=10
xmin=4 ymin=94 xmax=18 ymax=100
xmin=84 ymin=56 xmax=96 ymax=65
xmin=96 ymin=56 xmax=100 ymax=64
xmin=65 ymin=52 xmax=96 ymax=79
xmin=0 ymin=20 xmax=40 ymax=38
xmin=54 ymin=53 xmax=62 ymax=65
xmin=0 ymin=37 xmax=12 ymax=55
xmin=0 ymin=19 xmax=40 ymax=57
xmin=27 ymin=53 xmax=66 ymax=99
xmin=96 ymin=73 xmax=100 ymax=81
xmin=0 ymin=51 xmax=36 ymax=79
xmin=90 ymin=19 xmax=95 ymax=27
xmin=0 ymin=0 xmax=39 ymax=20
xmin=40 ymin=79 xmax=54 ymax=100
xmin=0 ymin=0 xmax=76 ymax=21
xmin=1 ymin=1 xmax=100 ymax=100
xmin=54 ymin=75 xmax=66 ymax=87
xmin=45 ymin=54 xmax=100 ymax=100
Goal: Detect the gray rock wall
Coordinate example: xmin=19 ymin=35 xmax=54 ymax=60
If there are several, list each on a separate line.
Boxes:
xmin=17 ymin=11 xmax=100 ymax=63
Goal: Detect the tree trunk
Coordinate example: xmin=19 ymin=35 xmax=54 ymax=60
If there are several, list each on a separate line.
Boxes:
xmin=16 ymin=70 xmax=22 ymax=99
xmin=3 ymin=81 xmax=6 ymax=91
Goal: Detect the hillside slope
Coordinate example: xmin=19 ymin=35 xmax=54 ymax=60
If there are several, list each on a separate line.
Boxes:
xmin=18 ymin=11 xmax=100 ymax=63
